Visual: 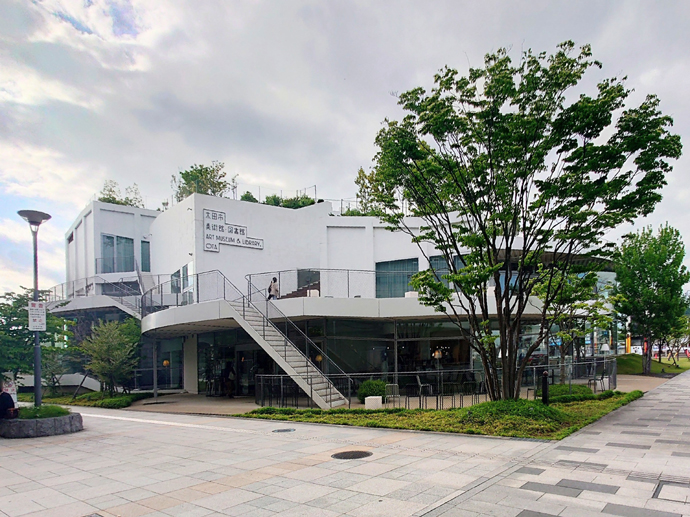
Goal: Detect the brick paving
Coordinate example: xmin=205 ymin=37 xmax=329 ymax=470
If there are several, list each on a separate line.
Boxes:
xmin=1 ymin=373 xmax=689 ymax=517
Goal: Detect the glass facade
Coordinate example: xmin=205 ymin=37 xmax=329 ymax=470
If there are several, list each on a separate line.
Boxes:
xmin=429 ymin=255 xmax=465 ymax=288
xmin=197 ymin=329 xmax=274 ymax=396
xmin=141 ymin=241 xmax=151 ymax=272
xmin=135 ymin=338 xmax=184 ymax=390
xmin=100 ymin=234 xmax=135 ymax=273
xmin=376 ymin=258 xmax=419 ymax=298
xmin=194 ymin=316 xmax=621 ymax=395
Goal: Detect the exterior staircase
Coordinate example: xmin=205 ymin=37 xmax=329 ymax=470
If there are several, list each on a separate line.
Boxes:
xmin=140 ymin=270 xmax=351 ymax=409
xmin=225 ymin=298 xmax=348 ymax=409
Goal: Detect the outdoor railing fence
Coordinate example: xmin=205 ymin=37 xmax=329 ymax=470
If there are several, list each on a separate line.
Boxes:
xmin=142 ymin=270 xmax=354 ymax=406
xmin=47 ymin=275 xmax=152 ymax=315
xmin=247 ymin=268 xmax=421 ymax=300
xmin=255 ymin=357 xmax=617 ymax=410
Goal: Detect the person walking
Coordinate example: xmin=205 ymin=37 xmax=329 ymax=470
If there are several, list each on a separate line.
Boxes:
xmin=267 ymin=277 xmax=279 ymax=300
xmin=225 ymin=362 xmax=236 ymax=398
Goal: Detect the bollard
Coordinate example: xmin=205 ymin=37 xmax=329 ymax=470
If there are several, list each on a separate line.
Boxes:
xmin=542 ymin=370 xmax=549 ymax=405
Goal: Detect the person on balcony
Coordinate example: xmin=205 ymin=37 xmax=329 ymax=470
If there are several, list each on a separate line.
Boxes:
xmin=267 ymin=277 xmax=279 ymax=300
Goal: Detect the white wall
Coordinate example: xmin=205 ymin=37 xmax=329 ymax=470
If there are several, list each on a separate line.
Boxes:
xmin=145 ymin=194 xmax=443 ymax=295
xmin=149 ymin=195 xmax=196 ymax=286
xmin=63 ymin=194 xmax=451 ymax=295
xmin=65 ymin=201 xmax=160 ymax=284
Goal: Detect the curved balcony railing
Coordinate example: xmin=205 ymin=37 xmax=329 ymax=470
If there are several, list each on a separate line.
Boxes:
xmin=246 ymin=268 xmax=421 ymax=300
xmin=141 ymin=270 xmax=353 ymax=405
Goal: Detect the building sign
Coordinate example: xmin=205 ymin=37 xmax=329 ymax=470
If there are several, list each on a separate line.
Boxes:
xmin=2 ymin=380 xmax=17 ymax=405
xmin=203 ymin=209 xmax=264 ymax=252
xmin=27 ymin=301 xmax=46 ymax=331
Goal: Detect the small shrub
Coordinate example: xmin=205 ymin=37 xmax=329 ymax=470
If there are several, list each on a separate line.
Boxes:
xmin=19 ymin=405 xmax=70 ymax=419
xmin=597 ymin=390 xmax=615 ymax=400
xmin=357 ymin=380 xmax=387 ymax=403
xmin=551 ymin=389 xmax=617 ymax=404
xmin=93 ymin=398 xmax=132 ymax=409
xmin=538 ymin=384 xmax=592 ymax=398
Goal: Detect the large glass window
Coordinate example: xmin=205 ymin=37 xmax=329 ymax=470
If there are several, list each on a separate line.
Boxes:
xmin=101 ymin=235 xmax=115 ymax=273
xmin=171 ymin=270 xmax=181 ymax=294
xmin=376 ymin=258 xmax=418 ymax=298
xmin=100 ymin=234 xmax=134 ymax=273
xmin=429 ymin=255 xmax=465 ymax=288
xmin=141 ymin=241 xmax=151 ymax=272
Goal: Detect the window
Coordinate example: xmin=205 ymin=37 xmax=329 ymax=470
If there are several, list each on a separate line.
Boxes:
xmin=141 ymin=241 xmax=151 ymax=272
xmin=101 ymin=235 xmax=115 ymax=273
xmin=171 ymin=270 xmax=181 ymax=294
xmin=182 ymin=264 xmax=189 ymax=290
xmin=429 ymin=255 xmax=465 ymax=288
xmin=100 ymin=234 xmax=134 ymax=273
xmin=376 ymin=258 xmax=418 ymax=298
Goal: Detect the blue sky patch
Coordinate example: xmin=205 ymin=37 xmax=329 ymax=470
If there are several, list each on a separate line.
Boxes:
xmin=108 ymin=0 xmax=138 ymax=37
xmin=54 ymin=11 xmax=93 ymax=35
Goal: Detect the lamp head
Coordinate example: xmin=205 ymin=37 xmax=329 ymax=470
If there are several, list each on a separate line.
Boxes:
xmin=18 ymin=210 xmax=51 ymax=232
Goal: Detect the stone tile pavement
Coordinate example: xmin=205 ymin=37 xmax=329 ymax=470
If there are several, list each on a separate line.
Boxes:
xmin=1 ymin=373 xmax=689 ymax=517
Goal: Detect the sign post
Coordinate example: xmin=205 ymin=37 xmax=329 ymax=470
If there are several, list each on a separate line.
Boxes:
xmin=28 ymin=301 xmax=47 ymax=332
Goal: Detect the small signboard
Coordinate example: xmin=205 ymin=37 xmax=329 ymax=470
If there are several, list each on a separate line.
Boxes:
xmin=2 ymin=380 xmax=18 ymax=406
xmin=28 ymin=301 xmax=46 ymax=331
xmin=203 ymin=209 xmax=264 ymax=252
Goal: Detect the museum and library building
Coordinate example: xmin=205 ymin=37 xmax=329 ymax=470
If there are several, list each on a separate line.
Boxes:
xmin=49 ymin=193 xmax=624 ymax=408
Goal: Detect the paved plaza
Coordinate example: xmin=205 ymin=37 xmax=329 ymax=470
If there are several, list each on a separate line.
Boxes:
xmin=2 ymin=374 xmax=690 ymax=517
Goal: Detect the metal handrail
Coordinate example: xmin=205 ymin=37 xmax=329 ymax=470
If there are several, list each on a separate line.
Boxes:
xmin=240 ymin=276 xmax=352 ymax=406
xmin=246 ymin=268 xmax=421 ymax=300
xmin=140 ymin=270 xmax=352 ymax=406
xmin=95 ymin=256 xmax=137 ymax=274
xmin=48 ymin=275 xmax=142 ymax=314
xmin=246 ymin=279 xmax=352 ymax=382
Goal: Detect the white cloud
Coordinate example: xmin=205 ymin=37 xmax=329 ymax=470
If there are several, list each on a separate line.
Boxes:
xmin=1 ymin=0 xmax=690 ymax=295
xmin=0 ymin=58 xmax=99 ymax=109
xmin=0 ymin=142 xmax=103 ymax=208
xmin=0 ymin=218 xmax=62 ymax=245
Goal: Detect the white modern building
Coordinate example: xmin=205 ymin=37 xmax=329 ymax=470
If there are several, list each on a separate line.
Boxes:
xmin=50 ymin=194 xmax=623 ymax=409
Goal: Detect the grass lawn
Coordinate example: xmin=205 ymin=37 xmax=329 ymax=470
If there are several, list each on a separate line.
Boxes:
xmin=616 ymin=353 xmax=690 ymax=375
xmin=17 ymin=392 xmax=154 ymax=409
xmin=238 ymin=390 xmax=643 ymax=440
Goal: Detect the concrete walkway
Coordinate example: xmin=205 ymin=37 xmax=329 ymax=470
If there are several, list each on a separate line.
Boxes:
xmin=0 ymin=374 xmax=688 ymax=517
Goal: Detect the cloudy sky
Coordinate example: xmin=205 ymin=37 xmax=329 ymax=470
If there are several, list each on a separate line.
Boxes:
xmin=1 ymin=0 xmax=689 ymax=293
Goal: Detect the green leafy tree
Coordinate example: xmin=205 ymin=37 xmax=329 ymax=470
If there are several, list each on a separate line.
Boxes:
xmin=353 ymin=167 xmax=383 ymax=216
xmin=666 ymin=316 xmax=690 ymax=367
xmin=263 ymin=194 xmax=282 ymax=206
xmin=536 ymin=271 xmax=612 ymax=383
xmin=261 ymin=193 xmax=315 ymax=209
xmin=42 ymin=346 xmax=70 ymax=396
xmin=0 ymin=289 xmax=73 ymax=382
xmin=281 ymin=194 xmax=315 ymax=209
xmin=367 ymin=41 xmax=681 ymax=400
xmin=240 ymin=191 xmax=258 ymax=203
xmin=171 ymin=161 xmax=237 ymax=202
xmin=612 ymin=225 xmax=690 ymax=374
xmin=98 ymin=180 xmax=144 ymax=208
xmin=78 ymin=319 xmax=141 ymax=396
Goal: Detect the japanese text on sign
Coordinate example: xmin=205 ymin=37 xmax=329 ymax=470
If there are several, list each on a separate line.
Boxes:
xmin=203 ymin=209 xmax=264 ymax=252
xmin=28 ymin=301 xmax=46 ymax=331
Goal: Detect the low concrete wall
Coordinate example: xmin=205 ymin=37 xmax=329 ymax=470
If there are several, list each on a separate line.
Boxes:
xmin=0 ymin=413 xmax=83 ymax=439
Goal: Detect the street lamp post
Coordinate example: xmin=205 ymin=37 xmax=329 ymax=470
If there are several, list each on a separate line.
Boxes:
xmin=18 ymin=210 xmax=51 ymax=407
